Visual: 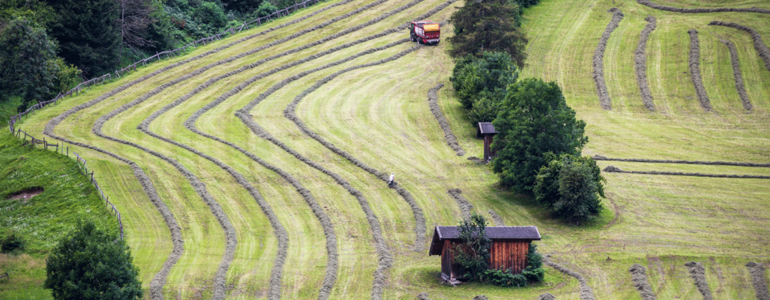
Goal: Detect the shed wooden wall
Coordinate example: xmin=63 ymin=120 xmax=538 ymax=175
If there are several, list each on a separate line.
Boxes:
xmin=489 ymin=240 xmax=530 ymax=273
xmin=441 ymin=240 xmax=454 ymax=278
xmin=483 ymin=135 xmax=496 ymax=161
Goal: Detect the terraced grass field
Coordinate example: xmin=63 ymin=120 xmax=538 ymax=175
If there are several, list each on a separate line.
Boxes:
xmin=8 ymin=0 xmax=770 ymax=299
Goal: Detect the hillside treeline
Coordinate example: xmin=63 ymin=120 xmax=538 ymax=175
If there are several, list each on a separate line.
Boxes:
xmin=0 ymin=0 xmax=294 ymax=116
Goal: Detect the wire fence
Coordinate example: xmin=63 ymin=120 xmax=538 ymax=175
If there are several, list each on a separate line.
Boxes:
xmin=8 ymin=0 xmax=329 ymax=135
xmin=12 ymin=127 xmax=124 ymax=240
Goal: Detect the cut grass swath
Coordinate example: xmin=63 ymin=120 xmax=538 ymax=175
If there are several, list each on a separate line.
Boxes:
xmin=447 ymin=188 xmax=472 ymax=220
xmin=426 ymin=83 xmax=465 ymax=156
xmin=602 ymin=165 xmax=770 ymax=179
xmin=720 ymin=39 xmax=752 ymax=110
xmin=685 ymin=261 xmax=713 ymax=300
xmin=593 ymin=156 xmax=770 ymax=168
xmin=593 ymin=8 xmax=624 ymax=110
xmin=636 ymin=0 xmax=770 ymax=14
xmin=539 ymin=293 xmax=556 ymax=300
xmin=488 ymin=209 xmax=505 ymax=226
xmin=708 ymin=21 xmax=770 ymax=73
xmin=629 ymin=263 xmax=656 ymax=300
xmin=688 ymin=29 xmax=712 ymax=111
xmin=635 ymin=16 xmax=657 ymax=111
xmin=543 ymin=257 xmax=596 ymax=300
xmin=746 ymin=262 xmax=770 ymax=300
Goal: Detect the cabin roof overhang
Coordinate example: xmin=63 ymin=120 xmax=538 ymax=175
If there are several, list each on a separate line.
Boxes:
xmin=428 ymin=225 xmax=541 ymax=256
xmin=477 ymin=122 xmax=497 ymax=138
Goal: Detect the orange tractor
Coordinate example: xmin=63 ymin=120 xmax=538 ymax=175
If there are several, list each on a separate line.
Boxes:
xmin=409 ymin=20 xmax=440 ymax=45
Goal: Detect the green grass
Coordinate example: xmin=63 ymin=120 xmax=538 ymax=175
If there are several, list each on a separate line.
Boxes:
xmin=0 ymin=131 xmax=118 ymax=299
xmin=5 ymin=0 xmax=770 ymax=298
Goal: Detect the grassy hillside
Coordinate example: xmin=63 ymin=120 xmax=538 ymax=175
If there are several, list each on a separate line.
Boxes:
xmin=0 ymin=132 xmax=118 ymax=299
xmin=6 ymin=0 xmax=770 ymax=299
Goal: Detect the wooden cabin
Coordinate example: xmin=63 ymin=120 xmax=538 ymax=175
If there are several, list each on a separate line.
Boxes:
xmin=476 ymin=122 xmax=497 ymax=162
xmin=429 ymin=225 xmax=541 ymax=281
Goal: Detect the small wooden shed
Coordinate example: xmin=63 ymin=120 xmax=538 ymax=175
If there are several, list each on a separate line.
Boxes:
xmin=476 ymin=122 xmax=497 ymax=162
xmin=429 ymin=225 xmax=541 ymax=281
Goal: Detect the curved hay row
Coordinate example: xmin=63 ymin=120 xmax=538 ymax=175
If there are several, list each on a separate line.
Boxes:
xmin=629 ymin=263 xmax=657 ymax=300
xmin=447 ymin=188 xmax=473 ymax=220
xmin=93 ymin=105 xmax=238 ymax=300
xmin=238 ymin=44 xmax=419 ymax=300
xmin=539 ymin=293 xmax=556 ymax=300
xmin=635 ymin=16 xmax=656 ymax=111
xmin=40 ymin=1 xmax=357 ymax=297
xmin=602 ymin=165 xmax=770 ymax=179
xmin=543 ymin=257 xmax=596 ymax=300
xmin=426 ymin=83 xmax=465 ymax=156
xmin=488 ymin=209 xmax=505 ymax=226
xmin=709 ymin=21 xmax=770 ymax=73
xmin=746 ymin=262 xmax=770 ymax=300
xmin=636 ymin=0 xmax=770 ymax=14
xmin=592 ymin=155 xmax=770 ymax=167
xmin=593 ymin=8 xmax=623 ymax=110
xmin=282 ymin=46 xmax=428 ymax=254
xmin=721 ymin=40 xmax=752 ymax=110
xmin=688 ymin=29 xmax=712 ymax=111
xmin=685 ymin=261 xmax=713 ymax=300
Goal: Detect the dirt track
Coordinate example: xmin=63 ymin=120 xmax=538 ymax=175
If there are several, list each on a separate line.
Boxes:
xmin=593 ymin=8 xmax=623 ymax=110
xmin=721 ymin=40 xmax=752 ymax=110
xmin=635 ymin=16 xmax=656 ymax=111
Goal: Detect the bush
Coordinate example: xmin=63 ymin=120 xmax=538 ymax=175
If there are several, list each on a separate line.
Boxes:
xmin=452 ymin=213 xmax=491 ymax=282
xmin=485 ymin=268 xmax=527 ymax=287
xmin=252 ymin=1 xmax=278 ymax=19
xmin=195 ymin=1 xmax=227 ymax=29
xmin=52 ymin=58 xmax=82 ymax=94
xmin=1 ymin=231 xmax=25 ymax=252
xmin=450 ymin=52 xmax=518 ymax=126
xmin=521 ymin=243 xmax=544 ymax=282
xmin=44 ymin=221 xmax=142 ymax=300
xmin=491 ymin=78 xmax=587 ymax=192
xmin=534 ymin=153 xmax=604 ymax=224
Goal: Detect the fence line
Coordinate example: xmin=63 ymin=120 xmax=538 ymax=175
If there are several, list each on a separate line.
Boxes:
xmin=8 ymin=0 xmax=329 ymax=135
xmin=13 ymin=128 xmax=124 ymax=240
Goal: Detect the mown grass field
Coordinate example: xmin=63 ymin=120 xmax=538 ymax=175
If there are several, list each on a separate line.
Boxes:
xmin=5 ymin=0 xmax=770 ymax=298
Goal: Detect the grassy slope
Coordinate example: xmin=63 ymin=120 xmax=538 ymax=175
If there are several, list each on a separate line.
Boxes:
xmin=10 ymin=0 xmax=770 ymax=299
xmin=0 ymin=132 xmax=118 ymax=299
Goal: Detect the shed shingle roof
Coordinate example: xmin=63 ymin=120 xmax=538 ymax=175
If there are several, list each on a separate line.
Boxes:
xmin=429 ymin=226 xmax=541 ymax=255
xmin=478 ymin=122 xmax=497 ymax=135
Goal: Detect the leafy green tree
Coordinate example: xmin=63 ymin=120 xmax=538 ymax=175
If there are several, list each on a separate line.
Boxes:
xmin=47 ymin=0 xmax=121 ymax=76
xmin=452 ymin=213 xmax=491 ymax=282
xmin=0 ymin=16 xmax=59 ymax=104
xmin=195 ymin=1 xmax=227 ymax=30
xmin=223 ymin=0 xmax=264 ymax=12
xmin=449 ymin=52 xmax=518 ymax=125
xmin=44 ymin=221 xmax=143 ymax=300
xmin=492 ymin=78 xmax=587 ymax=192
xmin=534 ymin=153 xmax=604 ymax=224
xmin=252 ymin=1 xmax=278 ymax=18
xmin=513 ymin=0 xmax=540 ymax=8
xmin=447 ymin=0 xmax=528 ymax=68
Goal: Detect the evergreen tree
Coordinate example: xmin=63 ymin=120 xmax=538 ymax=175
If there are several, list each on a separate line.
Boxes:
xmin=46 ymin=0 xmax=121 ymax=76
xmin=492 ymin=78 xmax=587 ymax=192
xmin=447 ymin=0 xmax=528 ymax=68
xmin=44 ymin=220 xmax=142 ymax=300
xmin=0 ymin=16 xmax=59 ymax=104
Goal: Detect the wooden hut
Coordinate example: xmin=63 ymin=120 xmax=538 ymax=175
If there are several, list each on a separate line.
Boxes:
xmin=429 ymin=225 xmax=541 ymax=282
xmin=476 ymin=122 xmax=497 ymax=162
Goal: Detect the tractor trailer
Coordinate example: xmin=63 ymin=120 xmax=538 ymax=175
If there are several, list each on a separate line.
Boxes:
xmin=409 ymin=21 xmax=440 ymax=45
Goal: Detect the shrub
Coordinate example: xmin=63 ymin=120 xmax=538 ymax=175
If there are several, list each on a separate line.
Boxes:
xmin=252 ymin=1 xmax=279 ymax=19
xmin=1 ymin=231 xmax=25 ymax=252
xmin=492 ymin=78 xmax=587 ymax=192
xmin=534 ymin=153 xmax=604 ymax=224
xmin=452 ymin=213 xmax=491 ymax=282
xmin=44 ymin=220 xmax=143 ymax=300
xmin=195 ymin=1 xmax=227 ymax=29
xmin=521 ymin=243 xmax=544 ymax=282
xmin=449 ymin=52 xmax=518 ymax=124
xmin=484 ymin=268 xmax=527 ymax=287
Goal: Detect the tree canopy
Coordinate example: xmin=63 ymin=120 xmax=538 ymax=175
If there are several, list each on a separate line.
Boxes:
xmin=0 ymin=16 xmax=59 ymax=103
xmin=449 ymin=51 xmax=518 ymax=125
xmin=534 ymin=153 xmax=604 ymax=224
xmin=447 ymin=0 xmax=528 ymax=68
xmin=44 ymin=221 xmax=142 ymax=300
xmin=47 ymin=0 xmax=121 ymax=76
xmin=491 ymin=78 xmax=587 ymax=192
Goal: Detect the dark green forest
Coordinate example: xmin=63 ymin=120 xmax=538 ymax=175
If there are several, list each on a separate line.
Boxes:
xmin=0 ymin=0 xmax=300 ymax=117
